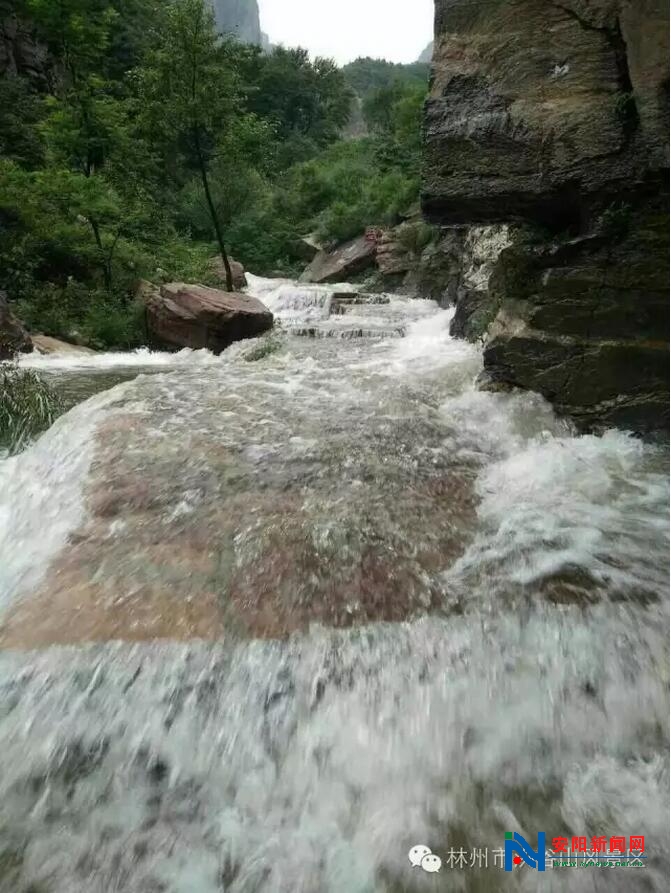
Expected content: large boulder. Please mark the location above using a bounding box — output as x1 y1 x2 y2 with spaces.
145 283 273 354
374 221 470 304
292 233 323 263
0 291 31 360
208 255 247 290
375 228 416 278
300 233 379 284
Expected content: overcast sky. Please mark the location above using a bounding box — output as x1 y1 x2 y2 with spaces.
258 0 434 65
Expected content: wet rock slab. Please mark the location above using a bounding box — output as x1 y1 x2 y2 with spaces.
0 337 479 648
300 235 378 284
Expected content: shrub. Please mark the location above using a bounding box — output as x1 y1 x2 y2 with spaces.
80 300 146 349
0 364 62 454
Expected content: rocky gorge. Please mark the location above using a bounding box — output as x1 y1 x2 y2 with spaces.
0 2 668 891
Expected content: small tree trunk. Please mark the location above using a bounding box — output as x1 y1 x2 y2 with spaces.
89 217 113 293
194 132 233 292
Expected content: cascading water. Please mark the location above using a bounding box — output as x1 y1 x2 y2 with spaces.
0 277 667 893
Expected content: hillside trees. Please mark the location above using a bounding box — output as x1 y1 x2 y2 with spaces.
0 0 429 344
137 0 247 290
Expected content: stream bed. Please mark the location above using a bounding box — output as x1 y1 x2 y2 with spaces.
0 276 667 892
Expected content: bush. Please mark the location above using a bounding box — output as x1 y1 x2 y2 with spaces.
80 300 146 349
0 364 62 454
397 221 436 255
16 281 145 349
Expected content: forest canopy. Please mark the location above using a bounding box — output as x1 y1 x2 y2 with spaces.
0 0 428 347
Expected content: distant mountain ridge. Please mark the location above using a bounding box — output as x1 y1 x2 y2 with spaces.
210 0 262 44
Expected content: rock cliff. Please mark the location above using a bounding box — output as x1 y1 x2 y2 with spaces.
0 5 50 87
210 0 262 44
422 0 669 435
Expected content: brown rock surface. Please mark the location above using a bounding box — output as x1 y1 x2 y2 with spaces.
32 334 95 355
208 255 248 290
145 282 273 354
424 0 669 225
0 357 477 648
300 234 378 284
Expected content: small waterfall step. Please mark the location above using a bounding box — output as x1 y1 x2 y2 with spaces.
288 324 405 339
330 293 391 311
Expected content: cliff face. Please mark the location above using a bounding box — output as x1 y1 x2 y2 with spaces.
0 10 49 87
210 0 262 44
422 0 669 434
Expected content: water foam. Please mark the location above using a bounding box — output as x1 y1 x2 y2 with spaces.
0 384 134 604
17 346 221 372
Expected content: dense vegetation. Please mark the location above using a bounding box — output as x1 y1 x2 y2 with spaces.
0 0 428 348
342 56 429 104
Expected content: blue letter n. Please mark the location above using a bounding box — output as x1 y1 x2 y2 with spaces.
504 831 546 871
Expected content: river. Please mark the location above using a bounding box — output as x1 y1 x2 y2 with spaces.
0 276 667 892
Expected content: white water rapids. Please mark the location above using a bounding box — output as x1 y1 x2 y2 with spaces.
0 277 667 892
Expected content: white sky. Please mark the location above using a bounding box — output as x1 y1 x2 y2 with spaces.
258 0 434 65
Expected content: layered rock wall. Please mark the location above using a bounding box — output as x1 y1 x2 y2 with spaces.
422 0 669 434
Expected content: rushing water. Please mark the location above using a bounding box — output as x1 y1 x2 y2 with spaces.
0 276 667 892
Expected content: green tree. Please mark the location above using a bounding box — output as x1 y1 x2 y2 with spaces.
237 46 353 160
177 115 274 243
25 0 154 294
342 57 429 98
362 82 406 133
0 78 45 169
137 0 242 290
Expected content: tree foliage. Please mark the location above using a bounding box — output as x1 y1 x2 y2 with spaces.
0 0 426 345
342 56 429 98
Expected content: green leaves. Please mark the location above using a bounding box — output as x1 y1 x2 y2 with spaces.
26 0 119 85
0 365 62 455
237 45 353 155
0 78 45 169
136 0 239 161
